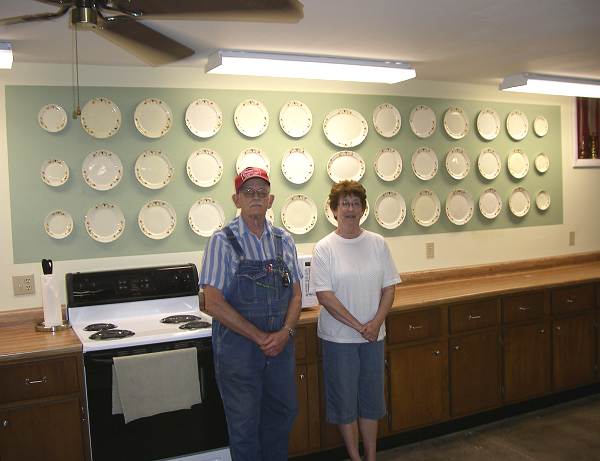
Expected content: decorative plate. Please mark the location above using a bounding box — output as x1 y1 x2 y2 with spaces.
281 194 318 235
138 200 177 240
185 98 223 138
41 159 69 187
373 103 401 138
38 104 67 133
445 189 474 226
507 148 529 179
234 99 269 137
236 208 275 224
479 188 502 219
536 190 551 211
443 106 469 139
476 108 501 141
325 198 369 226
477 148 501 180
506 109 529 141
374 147 402 182
134 98 172 138
85 202 125 243
533 116 549 137
236 147 271 174
188 198 225 237
82 150 123 191
80 97 121 139
279 100 312 138
411 147 438 181
445 147 470 180
187 148 224 187
374 191 406 229
411 189 441 227
323 108 368 148
44 210 73 239
409 105 436 138
534 152 550 173
281 147 314 184
509 187 531 217
327 150 366 183
134 150 174 190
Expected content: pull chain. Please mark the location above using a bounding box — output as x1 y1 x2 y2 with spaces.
72 23 81 119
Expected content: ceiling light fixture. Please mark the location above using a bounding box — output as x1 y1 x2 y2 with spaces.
0 42 13 69
500 73 600 98
206 50 416 84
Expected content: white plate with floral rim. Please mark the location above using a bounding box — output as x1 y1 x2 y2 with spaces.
411 147 438 181
373 103 401 138
234 99 269 138
82 150 123 191
324 198 369 227
535 190 551 211
507 148 529 179
281 147 314 184
279 100 312 138
138 200 177 240
411 189 441 227
445 147 470 180
134 98 172 138
533 115 549 137
409 105 436 138
85 202 125 243
188 198 225 237
476 108 500 141
477 148 501 180
185 98 223 138
280 194 317 235
374 191 406 230
236 147 271 174
38 104 67 133
80 97 121 139
236 208 275 224
327 150 365 183
187 148 224 187
443 106 469 139
445 189 474 226
134 150 174 189
534 152 550 173
44 210 73 239
479 188 502 219
374 147 402 182
41 159 69 187
509 187 531 217
506 109 529 141
323 108 368 148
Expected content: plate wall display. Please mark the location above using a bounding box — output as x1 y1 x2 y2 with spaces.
445 147 470 180
479 188 502 219
535 190 551 211
534 152 550 173
411 147 438 181
443 106 469 140
82 150 123 191
476 108 501 141
279 100 312 138
134 98 173 138
506 109 529 141
445 189 474 225
234 99 269 138
38 104 67 133
374 147 402 182
409 105 436 138
281 147 314 184
134 150 174 189
281 194 318 235
411 189 441 227
236 147 271 174
372 103 401 138
236 208 275 224
325 198 369 227
374 191 406 229
533 115 549 137
85 202 125 243
477 148 501 180
138 200 177 240
188 198 225 237
327 150 366 183
187 148 224 188
507 148 529 179
323 108 368 148
44 210 73 239
41 159 69 187
508 187 531 217
80 97 121 139
185 98 223 138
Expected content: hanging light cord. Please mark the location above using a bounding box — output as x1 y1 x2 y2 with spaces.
72 23 81 119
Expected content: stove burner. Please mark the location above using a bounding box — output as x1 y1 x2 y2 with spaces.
89 329 135 340
160 315 201 324
84 323 117 331
179 320 211 330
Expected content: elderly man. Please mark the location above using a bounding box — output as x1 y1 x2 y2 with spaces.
199 166 302 461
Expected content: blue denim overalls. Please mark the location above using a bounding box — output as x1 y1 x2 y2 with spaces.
212 225 297 461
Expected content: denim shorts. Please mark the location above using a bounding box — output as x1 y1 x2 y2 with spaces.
321 339 386 424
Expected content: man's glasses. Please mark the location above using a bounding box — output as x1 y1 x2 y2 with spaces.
239 187 269 198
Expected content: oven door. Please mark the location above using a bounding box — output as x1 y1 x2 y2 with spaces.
84 338 228 461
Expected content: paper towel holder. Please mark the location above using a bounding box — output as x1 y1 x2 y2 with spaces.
35 304 71 332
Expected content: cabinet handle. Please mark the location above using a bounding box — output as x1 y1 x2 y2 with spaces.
432 350 441 356
566 298 574 304
452 345 461 351
408 324 423 331
539 329 545 334
518 306 530 311
468 314 482 320
25 376 47 386
1 419 7 428
299 373 305 381
555 326 561 331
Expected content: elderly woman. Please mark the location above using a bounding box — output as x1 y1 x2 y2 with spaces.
311 180 400 461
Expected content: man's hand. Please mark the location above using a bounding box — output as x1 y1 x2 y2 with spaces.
260 329 290 357
359 319 381 342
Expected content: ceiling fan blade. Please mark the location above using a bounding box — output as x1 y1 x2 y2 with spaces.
0 5 70 26
92 16 194 66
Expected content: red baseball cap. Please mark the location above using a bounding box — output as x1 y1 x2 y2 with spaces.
235 166 270 192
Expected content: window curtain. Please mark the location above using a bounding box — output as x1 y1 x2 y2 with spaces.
576 97 600 159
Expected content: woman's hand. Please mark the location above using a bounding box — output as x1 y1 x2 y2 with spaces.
360 319 381 342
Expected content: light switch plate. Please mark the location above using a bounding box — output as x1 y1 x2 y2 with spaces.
13 274 35 295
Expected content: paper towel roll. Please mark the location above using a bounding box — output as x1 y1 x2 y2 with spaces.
41 274 62 327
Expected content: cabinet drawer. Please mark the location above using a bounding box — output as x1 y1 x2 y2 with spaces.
0 356 80 404
551 284 595 315
450 299 499 334
387 308 442 344
294 326 308 362
502 292 545 324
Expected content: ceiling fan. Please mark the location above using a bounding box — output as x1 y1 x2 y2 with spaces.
0 0 305 66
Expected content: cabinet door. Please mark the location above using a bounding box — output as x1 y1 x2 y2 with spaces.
503 322 550 403
289 363 320 455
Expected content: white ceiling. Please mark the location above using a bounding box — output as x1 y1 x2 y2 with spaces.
1 0 600 86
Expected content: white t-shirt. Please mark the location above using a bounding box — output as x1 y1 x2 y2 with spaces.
311 230 401 343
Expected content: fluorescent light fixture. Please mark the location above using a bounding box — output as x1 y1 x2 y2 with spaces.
206 50 416 84
500 73 600 98
0 42 13 69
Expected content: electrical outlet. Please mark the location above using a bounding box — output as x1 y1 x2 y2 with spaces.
569 231 575 246
12 274 35 295
426 242 435 259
